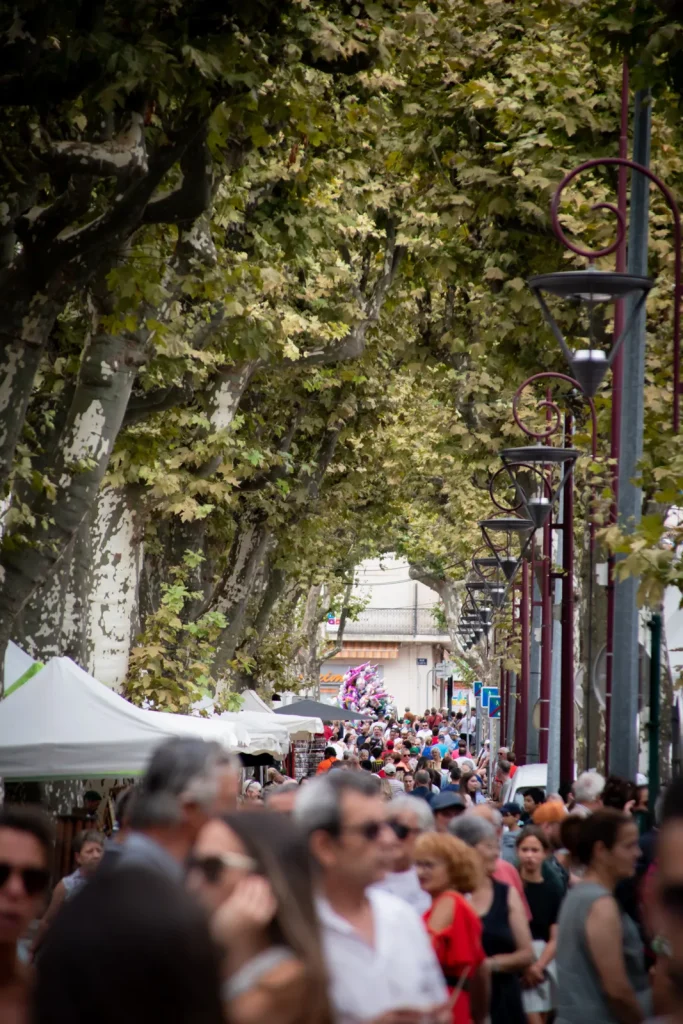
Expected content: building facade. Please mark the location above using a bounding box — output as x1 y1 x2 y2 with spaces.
319 557 452 713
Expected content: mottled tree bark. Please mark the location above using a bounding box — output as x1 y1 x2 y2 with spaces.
0 326 143 690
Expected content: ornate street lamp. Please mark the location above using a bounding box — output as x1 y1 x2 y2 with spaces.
466 578 507 610
500 444 579 529
478 515 535 582
528 270 653 397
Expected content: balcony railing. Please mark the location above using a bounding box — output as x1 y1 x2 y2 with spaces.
343 606 446 637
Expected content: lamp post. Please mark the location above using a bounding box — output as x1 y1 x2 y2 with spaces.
531 143 682 777
499 374 597 778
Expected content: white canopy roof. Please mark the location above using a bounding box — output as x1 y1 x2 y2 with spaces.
5 641 38 691
0 658 251 779
241 689 274 713
218 710 323 755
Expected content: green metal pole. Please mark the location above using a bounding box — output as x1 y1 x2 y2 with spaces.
649 612 661 802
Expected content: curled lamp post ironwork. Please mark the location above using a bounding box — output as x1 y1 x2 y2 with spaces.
543 155 682 433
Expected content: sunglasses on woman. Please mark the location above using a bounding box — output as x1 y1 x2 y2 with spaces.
0 863 51 896
187 851 258 885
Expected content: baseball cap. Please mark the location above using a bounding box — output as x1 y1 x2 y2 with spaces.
501 802 522 817
432 792 466 813
384 763 397 775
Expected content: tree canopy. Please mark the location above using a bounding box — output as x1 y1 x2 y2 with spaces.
3 0 683 704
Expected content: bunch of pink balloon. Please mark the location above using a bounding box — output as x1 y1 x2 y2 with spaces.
338 662 393 718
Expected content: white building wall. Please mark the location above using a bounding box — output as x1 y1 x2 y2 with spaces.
319 642 443 714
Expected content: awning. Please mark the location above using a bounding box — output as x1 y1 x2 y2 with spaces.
332 641 400 660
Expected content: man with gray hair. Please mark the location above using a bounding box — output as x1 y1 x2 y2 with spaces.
119 737 234 879
371 794 434 914
295 772 448 1024
572 770 605 818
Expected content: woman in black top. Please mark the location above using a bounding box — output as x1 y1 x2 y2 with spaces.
451 815 533 1024
516 826 564 1024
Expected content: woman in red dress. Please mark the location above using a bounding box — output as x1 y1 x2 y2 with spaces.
415 832 489 1024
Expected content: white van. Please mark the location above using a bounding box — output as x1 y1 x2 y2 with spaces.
506 763 547 807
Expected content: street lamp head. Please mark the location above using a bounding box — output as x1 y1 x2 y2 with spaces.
478 515 535 584
500 444 579 528
528 269 653 397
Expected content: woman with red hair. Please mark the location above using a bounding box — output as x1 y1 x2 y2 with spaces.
533 799 570 893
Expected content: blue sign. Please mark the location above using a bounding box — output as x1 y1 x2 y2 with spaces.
481 686 499 710
416 658 428 666
489 696 502 719
473 681 482 698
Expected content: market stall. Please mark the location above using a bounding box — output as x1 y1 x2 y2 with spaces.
0 657 250 779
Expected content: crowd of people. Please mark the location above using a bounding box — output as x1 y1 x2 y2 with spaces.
0 705 681 1024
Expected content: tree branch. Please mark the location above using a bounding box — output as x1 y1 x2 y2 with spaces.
45 113 148 180
142 131 212 225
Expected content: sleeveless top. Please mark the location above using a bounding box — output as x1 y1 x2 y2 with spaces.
556 881 651 1024
62 869 86 901
480 880 525 1024
423 891 485 1024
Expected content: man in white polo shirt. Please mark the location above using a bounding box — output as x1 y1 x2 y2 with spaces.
295 772 448 1024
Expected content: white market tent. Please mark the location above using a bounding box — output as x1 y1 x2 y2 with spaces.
241 689 273 713
0 657 253 780
192 693 323 757
218 710 323 756
4 640 40 693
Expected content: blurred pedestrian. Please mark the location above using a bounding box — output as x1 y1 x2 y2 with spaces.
372 795 433 914
34 867 224 1024
432 792 467 833
316 748 338 775
119 737 229 880
450 815 533 1024
0 807 52 1022
189 811 331 1024
32 829 104 956
295 772 448 1023
460 772 486 807
415 831 489 1024
555 809 650 1024
263 782 299 815
500 803 523 865
412 769 436 804
532 799 569 893
242 780 263 803
516 826 563 1024
571 772 605 818
521 788 545 825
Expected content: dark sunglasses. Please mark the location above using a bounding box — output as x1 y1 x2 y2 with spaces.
341 821 389 842
389 821 421 841
0 863 51 896
186 851 257 885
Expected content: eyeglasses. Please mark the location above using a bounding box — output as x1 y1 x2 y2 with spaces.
0 863 51 896
187 851 258 884
340 821 392 842
388 821 421 841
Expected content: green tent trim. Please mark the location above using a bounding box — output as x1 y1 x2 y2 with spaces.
4 662 44 699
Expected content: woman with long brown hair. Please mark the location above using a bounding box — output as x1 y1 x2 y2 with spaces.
188 811 331 1024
